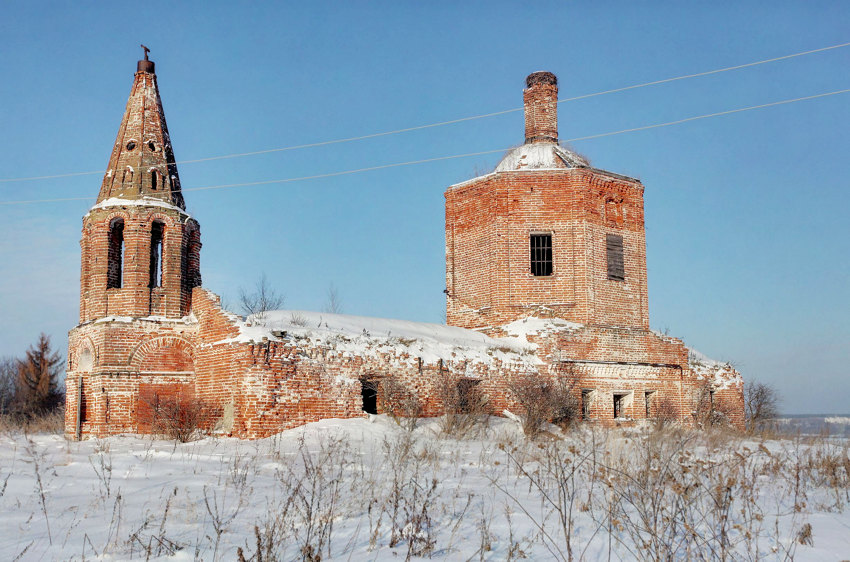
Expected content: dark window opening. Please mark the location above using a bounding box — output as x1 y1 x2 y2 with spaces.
147 140 157 152
107 218 124 289
613 392 629 419
181 227 202 296
78 380 87 429
122 167 134 185
581 389 594 420
709 389 716 410
149 221 164 288
361 378 379 414
126 140 136 151
606 234 625 281
151 170 158 190
644 391 655 418
530 233 553 276
457 378 481 413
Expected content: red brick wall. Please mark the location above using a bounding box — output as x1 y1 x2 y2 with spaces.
446 169 649 330
79 205 199 321
524 71 559 143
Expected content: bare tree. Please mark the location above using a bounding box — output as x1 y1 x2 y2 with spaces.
239 272 285 323
12 334 64 415
323 283 343 314
745 380 780 433
0 356 16 414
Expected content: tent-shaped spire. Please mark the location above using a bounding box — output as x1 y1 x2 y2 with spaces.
96 48 185 209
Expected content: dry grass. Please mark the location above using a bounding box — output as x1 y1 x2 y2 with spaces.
0 408 65 434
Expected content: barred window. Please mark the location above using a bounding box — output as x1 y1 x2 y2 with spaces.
530 233 553 276
606 234 624 281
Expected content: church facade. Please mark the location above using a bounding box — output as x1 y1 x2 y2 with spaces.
64 57 743 440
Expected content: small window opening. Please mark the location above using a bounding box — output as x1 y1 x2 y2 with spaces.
150 170 158 190
644 391 656 418
79 381 87 424
361 378 379 414
121 167 134 185
613 392 629 419
581 389 594 420
149 221 164 288
147 140 157 152
606 234 625 281
709 389 716 410
107 218 124 289
530 233 553 276
126 141 136 151
457 378 483 413
605 198 624 226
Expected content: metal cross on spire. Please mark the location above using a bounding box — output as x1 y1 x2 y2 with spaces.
141 44 150 61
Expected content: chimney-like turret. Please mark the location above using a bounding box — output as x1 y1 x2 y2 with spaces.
523 71 558 144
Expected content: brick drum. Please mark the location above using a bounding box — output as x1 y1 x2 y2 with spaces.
65 58 744 440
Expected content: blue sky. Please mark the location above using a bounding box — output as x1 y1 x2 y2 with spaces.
0 2 847 414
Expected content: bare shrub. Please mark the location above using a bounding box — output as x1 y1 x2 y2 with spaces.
434 372 488 437
380 433 439 558
745 380 780 433
492 435 600 560
651 394 680 430
693 383 735 428
289 312 308 327
323 283 343 314
239 272 285 323
508 372 579 438
380 376 421 430
145 392 218 442
0 357 16 415
279 436 351 561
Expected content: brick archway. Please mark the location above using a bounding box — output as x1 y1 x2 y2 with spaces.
129 335 196 373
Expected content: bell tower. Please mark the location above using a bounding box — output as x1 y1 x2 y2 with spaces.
78 49 201 322
67 50 203 439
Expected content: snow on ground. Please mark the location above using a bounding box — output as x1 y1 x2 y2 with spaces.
2 419 849 561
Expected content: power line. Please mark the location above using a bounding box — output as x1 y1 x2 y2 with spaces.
2 87 847 207
1 41 848 184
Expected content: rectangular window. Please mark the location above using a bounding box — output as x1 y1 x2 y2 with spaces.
606 234 624 281
644 390 655 418
530 233 553 276
581 389 594 420
613 392 629 419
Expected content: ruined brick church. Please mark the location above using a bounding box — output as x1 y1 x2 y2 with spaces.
64 55 744 439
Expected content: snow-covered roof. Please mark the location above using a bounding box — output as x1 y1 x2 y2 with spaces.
86 196 190 218
688 347 742 390
494 142 589 172
228 310 541 367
